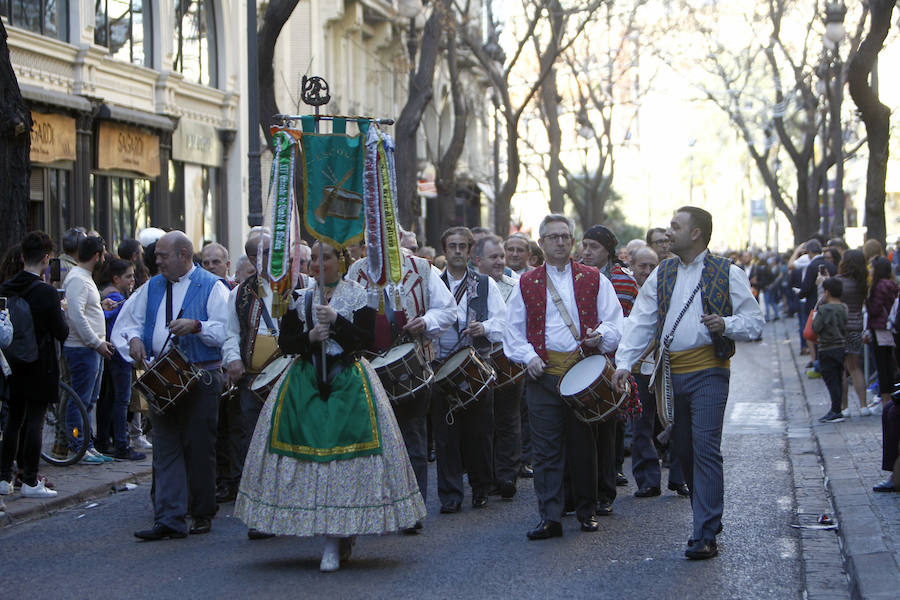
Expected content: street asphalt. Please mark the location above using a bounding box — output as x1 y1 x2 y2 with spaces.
0 329 831 599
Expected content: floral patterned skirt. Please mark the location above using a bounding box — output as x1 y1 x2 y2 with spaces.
234 359 426 537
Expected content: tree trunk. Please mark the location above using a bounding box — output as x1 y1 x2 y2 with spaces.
848 0 894 247
394 1 450 230
0 20 30 257
494 109 520 236
435 24 469 233
258 0 301 150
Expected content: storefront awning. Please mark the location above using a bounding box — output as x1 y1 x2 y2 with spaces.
20 84 92 113
97 104 175 132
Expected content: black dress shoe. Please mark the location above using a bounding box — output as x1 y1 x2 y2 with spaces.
519 464 534 479
596 501 613 516
189 517 212 535
499 480 516 499
685 539 718 560
580 516 599 532
634 486 661 498
668 481 691 497
873 478 897 492
688 524 724 545
134 524 187 541
247 528 275 540
526 520 563 540
440 501 461 514
216 485 237 503
472 494 488 509
616 473 628 486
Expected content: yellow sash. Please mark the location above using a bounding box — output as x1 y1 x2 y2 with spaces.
669 345 729 375
545 349 581 376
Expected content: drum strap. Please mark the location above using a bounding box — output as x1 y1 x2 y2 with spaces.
260 299 276 334
545 274 580 343
165 280 173 326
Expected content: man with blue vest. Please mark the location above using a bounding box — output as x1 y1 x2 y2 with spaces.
434 227 507 514
112 231 230 540
613 207 764 560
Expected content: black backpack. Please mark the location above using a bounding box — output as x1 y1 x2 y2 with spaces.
3 280 42 365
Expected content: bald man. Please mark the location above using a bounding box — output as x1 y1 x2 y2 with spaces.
201 242 233 286
112 231 231 540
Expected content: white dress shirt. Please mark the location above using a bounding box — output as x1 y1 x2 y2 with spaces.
411 265 457 341
503 262 623 366
222 279 278 366
615 250 765 372
111 265 230 363
437 271 507 359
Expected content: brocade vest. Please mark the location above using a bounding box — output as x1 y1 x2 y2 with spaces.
654 253 735 359
520 261 601 361
441 268 490 350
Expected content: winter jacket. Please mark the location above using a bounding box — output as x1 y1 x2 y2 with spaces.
865 278 899 331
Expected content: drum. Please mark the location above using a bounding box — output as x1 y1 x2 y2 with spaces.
250 355 295 401
134 346 201 415
486 343 525 389
433 347 496 412
557 354 629 424
369 342 434 405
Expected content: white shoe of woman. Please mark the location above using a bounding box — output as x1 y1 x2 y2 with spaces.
320 538 341 573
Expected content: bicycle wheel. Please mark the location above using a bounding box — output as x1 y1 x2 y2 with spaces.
40 381 89 466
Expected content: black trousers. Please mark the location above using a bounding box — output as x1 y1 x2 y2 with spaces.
215 382 243 490
595 418 618 503
0 364 54 487
493 378 524 484
431 389 494 505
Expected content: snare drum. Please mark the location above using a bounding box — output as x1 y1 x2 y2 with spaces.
433 347 496 412
134 346 201 415
250 355 295 402
369 342 433 405
557 354 629 424
486 343 525 389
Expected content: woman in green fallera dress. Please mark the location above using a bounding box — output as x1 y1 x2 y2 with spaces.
234 242 426 572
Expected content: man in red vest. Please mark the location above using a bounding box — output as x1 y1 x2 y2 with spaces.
503 214 624 540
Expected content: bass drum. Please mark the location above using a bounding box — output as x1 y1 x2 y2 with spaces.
250 355 295 402
369 342 433 405
557 354 629 424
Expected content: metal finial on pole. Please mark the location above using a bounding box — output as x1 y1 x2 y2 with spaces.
302 76 331 382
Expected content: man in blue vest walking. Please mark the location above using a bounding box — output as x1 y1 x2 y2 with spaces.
613 207 764 559
112 231 230 540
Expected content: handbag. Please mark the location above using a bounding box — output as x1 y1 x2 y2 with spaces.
803 309 818 343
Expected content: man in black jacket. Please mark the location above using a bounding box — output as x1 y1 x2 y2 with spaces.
0 232 69 497
799 239 836 312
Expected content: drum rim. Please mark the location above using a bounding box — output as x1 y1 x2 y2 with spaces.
434 347 473 380
558 354 610 396
370 342 417 368
251 355 294 390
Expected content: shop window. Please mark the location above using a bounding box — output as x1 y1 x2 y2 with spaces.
2 0 68 41
95 0 152 67
110 177 151 247
173 0 217 87
28 167 71 244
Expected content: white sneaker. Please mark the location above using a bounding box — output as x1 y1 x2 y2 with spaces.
841 408 851 418
21 479 58 498
0 479 12 495
132 435 153 450
320 538 341 572
860 406 872 417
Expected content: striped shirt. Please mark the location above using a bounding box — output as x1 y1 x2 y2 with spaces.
602 263 638 317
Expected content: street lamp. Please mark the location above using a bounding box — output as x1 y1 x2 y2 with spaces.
823 0 846 237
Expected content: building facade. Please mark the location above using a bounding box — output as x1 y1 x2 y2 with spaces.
8 0 492 257
7 0 245 254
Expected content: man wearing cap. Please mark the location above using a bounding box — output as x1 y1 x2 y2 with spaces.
580 225 638 515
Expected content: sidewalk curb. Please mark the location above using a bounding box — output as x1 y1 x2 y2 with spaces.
0 468 152 527
772 319 850 599
775 319 900 600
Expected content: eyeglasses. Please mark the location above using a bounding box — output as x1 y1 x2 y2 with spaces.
542 233 572 243
650 238 670 246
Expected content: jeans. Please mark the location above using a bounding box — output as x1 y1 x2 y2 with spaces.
763 288 780 321
106 357 133 451
818 348 845 414
63 346 104 451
